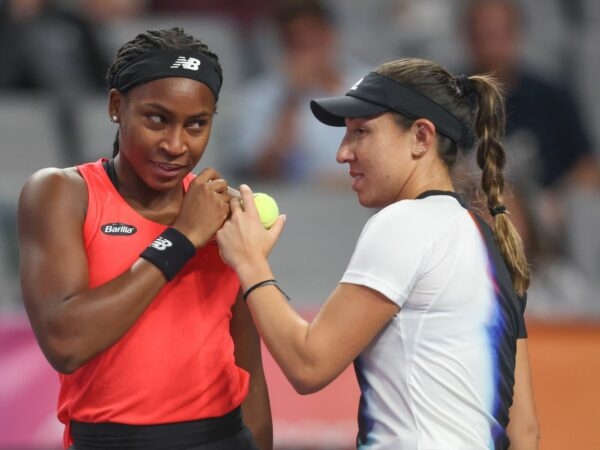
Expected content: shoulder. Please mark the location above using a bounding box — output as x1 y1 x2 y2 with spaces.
21 166 84 194
366 197 464 235
19 166 87 215
354 201 430 257
355 197 471 263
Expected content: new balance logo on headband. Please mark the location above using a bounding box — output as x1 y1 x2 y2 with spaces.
170 56 201 71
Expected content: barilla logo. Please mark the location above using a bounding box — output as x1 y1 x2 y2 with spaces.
101 223 137 236
170 56 201 71
149 236 172 251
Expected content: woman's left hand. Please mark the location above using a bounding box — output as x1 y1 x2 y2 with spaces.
217 185 285 275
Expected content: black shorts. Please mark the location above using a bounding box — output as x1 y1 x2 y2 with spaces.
68 407 259 450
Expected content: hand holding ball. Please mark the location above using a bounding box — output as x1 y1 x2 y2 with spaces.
227 187 280 229
219 185 283 270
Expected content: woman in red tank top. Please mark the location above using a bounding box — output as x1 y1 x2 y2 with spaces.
18 27 272 450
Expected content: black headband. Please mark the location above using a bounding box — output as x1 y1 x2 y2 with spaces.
113 48 222 100
311 72 473 148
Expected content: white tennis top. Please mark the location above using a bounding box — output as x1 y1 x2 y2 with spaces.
341 193 525 449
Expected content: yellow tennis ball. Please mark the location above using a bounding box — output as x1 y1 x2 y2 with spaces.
253 193 279 229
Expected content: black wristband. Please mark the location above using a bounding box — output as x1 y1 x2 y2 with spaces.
140 227 196 281
243 279 291 302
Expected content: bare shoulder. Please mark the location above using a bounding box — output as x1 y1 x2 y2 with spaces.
18 166 87 221
20 166 86 200
21 166 84 189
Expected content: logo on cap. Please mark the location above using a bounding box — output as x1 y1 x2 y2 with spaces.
350 77 364 91
170 56 201 71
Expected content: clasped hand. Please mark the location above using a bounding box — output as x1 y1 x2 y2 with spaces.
217 184 285 273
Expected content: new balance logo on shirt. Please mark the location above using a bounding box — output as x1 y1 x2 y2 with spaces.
150 236 173 251
170 56 201 71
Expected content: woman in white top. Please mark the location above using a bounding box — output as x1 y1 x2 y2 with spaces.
217 57 540 449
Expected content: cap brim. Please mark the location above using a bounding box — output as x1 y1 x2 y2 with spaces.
310 96 390 126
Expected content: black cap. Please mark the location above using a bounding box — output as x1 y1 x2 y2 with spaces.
310 72 472 147
310 95 389 127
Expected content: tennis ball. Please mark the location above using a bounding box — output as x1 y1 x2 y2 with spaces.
253 193 279 229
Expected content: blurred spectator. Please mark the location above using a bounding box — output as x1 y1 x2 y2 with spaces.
225 0 367 185
148 0 269 29
0 0 148 311
388 0 463 69
463 0 600 318
77 0 148 22
0 0 115 164
0 0 109 94
464 0 599 191
145 0 270 80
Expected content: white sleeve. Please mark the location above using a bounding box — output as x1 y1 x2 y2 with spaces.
341 205 430 308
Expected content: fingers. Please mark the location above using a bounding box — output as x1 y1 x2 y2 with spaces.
239 185 259 219
229 196 243 214
269 214 286 238
208 178 228 194
226 186 241 199
196 167 221 183
239 183 253 201
195 168 230 195
228 184 260 225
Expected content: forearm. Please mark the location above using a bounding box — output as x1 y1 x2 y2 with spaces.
238 263 327 393
219 186 360 393
249 292 319 392
507 339 540 449
230 288 273 449
507 424 540 450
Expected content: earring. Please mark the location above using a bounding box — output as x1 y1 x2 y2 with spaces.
415 145 426 155
111 115 118 123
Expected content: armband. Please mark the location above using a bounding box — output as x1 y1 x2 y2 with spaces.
140 227 196 281
243 279 291 302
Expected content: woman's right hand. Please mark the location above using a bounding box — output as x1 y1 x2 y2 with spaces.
173 168 233 248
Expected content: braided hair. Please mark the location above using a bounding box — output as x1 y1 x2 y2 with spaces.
376 58 530 295
106 27 223 156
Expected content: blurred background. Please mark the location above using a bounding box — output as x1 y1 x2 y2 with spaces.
1 0 599 448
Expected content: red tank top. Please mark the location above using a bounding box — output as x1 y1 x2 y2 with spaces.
58 159 249 447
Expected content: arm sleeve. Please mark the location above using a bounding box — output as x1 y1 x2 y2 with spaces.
340 207 429 308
